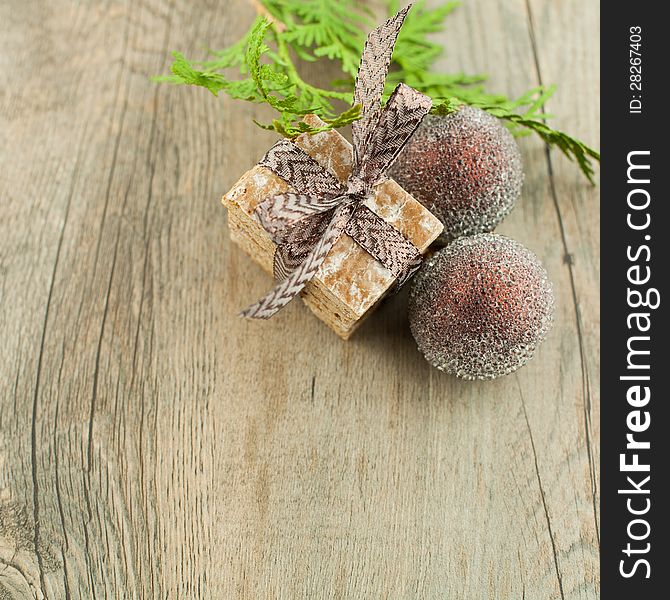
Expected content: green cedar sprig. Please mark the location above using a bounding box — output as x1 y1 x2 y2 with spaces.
154 0 599 182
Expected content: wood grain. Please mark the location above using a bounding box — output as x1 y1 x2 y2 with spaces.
0 0 599 598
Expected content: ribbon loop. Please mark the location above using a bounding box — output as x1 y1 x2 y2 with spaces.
357 83 433 184
259 139 343 196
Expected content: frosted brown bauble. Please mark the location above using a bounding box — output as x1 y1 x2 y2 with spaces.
389 107 523 241
408 234 554 380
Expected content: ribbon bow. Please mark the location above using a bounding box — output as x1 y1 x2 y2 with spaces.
242 5 432 319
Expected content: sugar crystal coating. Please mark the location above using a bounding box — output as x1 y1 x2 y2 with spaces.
408 234 554 380
389 107 523 241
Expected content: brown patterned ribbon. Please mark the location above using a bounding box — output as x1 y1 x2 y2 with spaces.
241 5 432 319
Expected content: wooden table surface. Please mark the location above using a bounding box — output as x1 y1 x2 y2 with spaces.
0 0 599 598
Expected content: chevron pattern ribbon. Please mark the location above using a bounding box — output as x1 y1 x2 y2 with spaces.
241 5 432 319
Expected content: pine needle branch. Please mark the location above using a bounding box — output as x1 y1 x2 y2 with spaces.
154 0 599 181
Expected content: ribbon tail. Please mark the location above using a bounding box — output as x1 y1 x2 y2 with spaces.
351 5 411 170
272 219 331 280
240 203 355 319
273 244 304 281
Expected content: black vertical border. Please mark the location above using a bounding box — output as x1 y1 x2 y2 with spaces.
601 2 668 595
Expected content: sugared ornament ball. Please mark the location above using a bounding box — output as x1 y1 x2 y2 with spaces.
408 234 554 380
389 106 523 241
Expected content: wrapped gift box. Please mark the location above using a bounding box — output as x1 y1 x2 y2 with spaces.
223 115 443 339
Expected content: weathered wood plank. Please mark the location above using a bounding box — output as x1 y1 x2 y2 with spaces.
0 0 599 598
